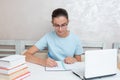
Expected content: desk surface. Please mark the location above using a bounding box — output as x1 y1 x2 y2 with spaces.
24 62 80 80
24 62 120 80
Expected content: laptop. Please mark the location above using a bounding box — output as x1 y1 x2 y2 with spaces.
72 49 117 80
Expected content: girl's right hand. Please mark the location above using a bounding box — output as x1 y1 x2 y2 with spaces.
45 58 57 67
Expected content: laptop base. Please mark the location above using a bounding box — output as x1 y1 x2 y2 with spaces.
84 73 116 80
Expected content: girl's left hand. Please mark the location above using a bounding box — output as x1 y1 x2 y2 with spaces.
64 57 77 64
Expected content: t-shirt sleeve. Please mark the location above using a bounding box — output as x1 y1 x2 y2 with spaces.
74 39 83 55
34 34 48 51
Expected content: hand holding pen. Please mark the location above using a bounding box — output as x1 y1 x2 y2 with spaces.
45 58 58 67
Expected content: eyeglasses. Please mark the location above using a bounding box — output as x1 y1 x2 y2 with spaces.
53 23 68 29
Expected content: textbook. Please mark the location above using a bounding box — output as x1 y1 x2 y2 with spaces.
45 61 80 71
0 55 30 80
0 55 26 69
15 72 30 80
0 64 27 74
0 67 30 80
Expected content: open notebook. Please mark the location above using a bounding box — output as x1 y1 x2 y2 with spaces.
45 61 81 71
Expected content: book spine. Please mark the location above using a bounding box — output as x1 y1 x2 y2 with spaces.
0 67 29 80
14 72 30 80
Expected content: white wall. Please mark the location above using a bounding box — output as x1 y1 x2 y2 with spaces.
0 0 120 48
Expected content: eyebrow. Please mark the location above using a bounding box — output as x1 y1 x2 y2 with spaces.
53 22 68 25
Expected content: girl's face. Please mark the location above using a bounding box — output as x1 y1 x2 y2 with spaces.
52 16 69 37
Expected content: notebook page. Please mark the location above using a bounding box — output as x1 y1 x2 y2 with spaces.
45 61 65 71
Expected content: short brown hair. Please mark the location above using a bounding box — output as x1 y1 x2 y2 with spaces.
52 8 68 20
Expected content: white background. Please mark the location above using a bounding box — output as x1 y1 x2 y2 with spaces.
0 0 120 48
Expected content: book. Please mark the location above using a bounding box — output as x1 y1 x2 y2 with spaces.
0 72 30 80
45 61 81 71
0 63 27 74
15 72 30 80
0 55 26 69
0 67 30 80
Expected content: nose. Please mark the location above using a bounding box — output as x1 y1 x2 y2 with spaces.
59 26 62 31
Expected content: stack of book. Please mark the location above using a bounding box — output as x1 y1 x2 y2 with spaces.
0 55 30 80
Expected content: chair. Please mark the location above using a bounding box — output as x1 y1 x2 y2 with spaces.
81 41 105 61
0 40 20 57
20 40 36 53
82 41 105 51
20 40 105 60
20 40 48 59
113 43 120 69
112 42 120 49
113 43 120 53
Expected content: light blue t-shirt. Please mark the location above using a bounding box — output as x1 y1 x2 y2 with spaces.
35 31 83 61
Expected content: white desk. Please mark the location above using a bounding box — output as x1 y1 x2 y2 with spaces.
24 62 120 80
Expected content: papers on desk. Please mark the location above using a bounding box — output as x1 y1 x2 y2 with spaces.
45 61 80 71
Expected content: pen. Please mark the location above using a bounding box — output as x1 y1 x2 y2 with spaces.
48 52 58 67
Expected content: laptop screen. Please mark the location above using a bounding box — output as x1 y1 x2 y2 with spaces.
85 49 117 79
